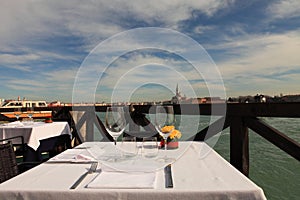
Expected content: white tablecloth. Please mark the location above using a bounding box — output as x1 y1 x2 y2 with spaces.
0 142 266 200
0 122 71 150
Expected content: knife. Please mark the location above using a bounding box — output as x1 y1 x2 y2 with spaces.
164 164 173 188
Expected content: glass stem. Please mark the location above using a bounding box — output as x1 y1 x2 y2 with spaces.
164 138 167 150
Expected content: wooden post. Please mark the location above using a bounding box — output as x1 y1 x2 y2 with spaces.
85 108 94 142
230 117 249 176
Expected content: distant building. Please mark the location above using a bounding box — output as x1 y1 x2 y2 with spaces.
280 95 300 102
191 97 225 104
171 84 188 104
169 84 225 104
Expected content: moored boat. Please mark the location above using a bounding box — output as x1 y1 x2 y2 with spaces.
0 99 51 119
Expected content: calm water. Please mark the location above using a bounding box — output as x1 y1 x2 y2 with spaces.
213 117 300 200
96 113 300 199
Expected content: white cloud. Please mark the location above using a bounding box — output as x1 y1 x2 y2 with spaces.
0 0 234 49
217 30 300 72
212 29 300 95
42 68 78 84
267 0 300 19
0 53 40 65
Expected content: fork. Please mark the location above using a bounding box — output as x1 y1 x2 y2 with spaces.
70 162 98 189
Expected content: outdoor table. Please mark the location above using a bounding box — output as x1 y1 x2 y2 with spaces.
0 121 71 161
0 141 266 200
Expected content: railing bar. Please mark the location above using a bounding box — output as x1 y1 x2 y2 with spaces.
74 112 88 131
189 116 230 141
245 117 300 161
94 114 114 142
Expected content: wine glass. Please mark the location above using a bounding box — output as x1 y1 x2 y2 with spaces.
14 108 21 121
27 107 34 124
154 105 175 163
105 107 126 146
27 107 33 119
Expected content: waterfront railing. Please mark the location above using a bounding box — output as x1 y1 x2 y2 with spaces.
0 103 299 176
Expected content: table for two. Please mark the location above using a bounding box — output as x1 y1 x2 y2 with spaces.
0 121 72 161
0 141 266 200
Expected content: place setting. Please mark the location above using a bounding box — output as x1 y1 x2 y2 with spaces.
50 105 182 190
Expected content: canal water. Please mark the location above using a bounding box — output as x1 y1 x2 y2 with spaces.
214 117 300 200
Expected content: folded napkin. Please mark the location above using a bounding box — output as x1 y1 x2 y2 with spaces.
87 171 157 189
48 149 96 163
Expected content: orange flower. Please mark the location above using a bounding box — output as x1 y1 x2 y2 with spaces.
161 126 182 140
169 129 182 140
161 125 175 133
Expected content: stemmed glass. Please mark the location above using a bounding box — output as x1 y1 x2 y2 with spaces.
105 107 126 146
14 108 21 121
27 107 34 119
154 105 175 162
26 107 34 124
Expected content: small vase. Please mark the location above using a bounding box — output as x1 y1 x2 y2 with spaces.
44 117 53 123
160 138 179 150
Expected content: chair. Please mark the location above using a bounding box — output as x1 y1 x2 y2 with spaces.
0 142 19 183
0 136 27 161
37 134 72 161
0 137 41 183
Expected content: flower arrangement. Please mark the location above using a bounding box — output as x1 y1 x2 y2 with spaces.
44 117 53 123
160 126 181 139
160 125 182 149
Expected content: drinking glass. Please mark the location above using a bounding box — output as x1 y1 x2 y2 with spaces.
27 107 34 119
142 137 158 158
105 107 126 146
121 136 137 158
14 108 21 121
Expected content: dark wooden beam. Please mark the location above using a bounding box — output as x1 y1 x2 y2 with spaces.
230 117 249 177
189 116 230 141
95 115 114 142
245 117 300 161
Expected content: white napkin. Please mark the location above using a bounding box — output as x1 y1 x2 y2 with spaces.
87 171 157 189
48 149 96 163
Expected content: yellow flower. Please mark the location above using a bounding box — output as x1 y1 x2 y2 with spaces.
169 129 182 140
161 126 182 140
161 125 175 133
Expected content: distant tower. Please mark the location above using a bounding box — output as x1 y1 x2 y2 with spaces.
171 84 182 104
176 83 180 96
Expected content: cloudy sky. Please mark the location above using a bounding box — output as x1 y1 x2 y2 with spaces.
0 0 300 103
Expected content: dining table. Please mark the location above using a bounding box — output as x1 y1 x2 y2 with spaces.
0 141 266 200
0 121 72 161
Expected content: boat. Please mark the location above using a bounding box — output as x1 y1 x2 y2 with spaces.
0 99 52 119
1 100 47 108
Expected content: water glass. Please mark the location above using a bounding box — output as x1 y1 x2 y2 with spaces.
120 136 137 158
142 137 159 158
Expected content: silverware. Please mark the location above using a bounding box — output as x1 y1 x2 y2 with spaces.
70 162 98 189
164 164 173 188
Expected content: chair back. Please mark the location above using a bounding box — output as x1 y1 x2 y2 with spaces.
0 142 19 183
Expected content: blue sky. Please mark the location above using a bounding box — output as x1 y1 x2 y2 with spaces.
0 0 300 103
